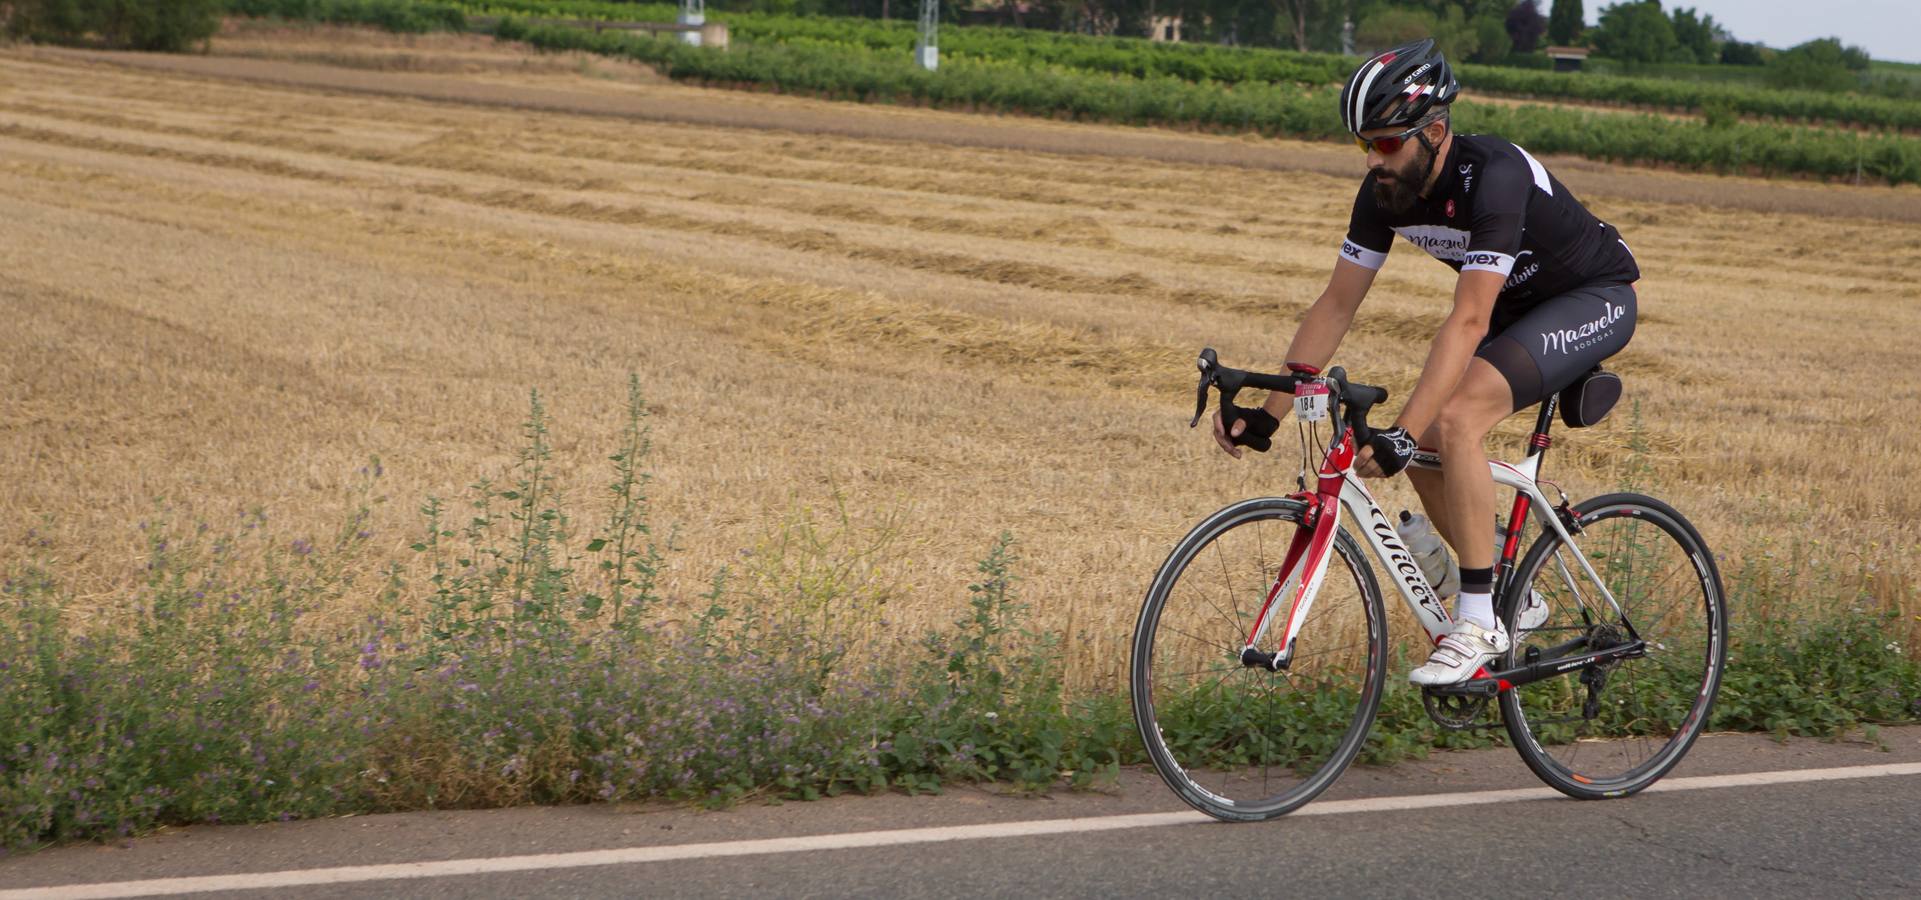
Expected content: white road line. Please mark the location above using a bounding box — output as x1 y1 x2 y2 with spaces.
9 762 1921 899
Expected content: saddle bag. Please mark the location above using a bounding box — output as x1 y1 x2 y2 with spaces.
1559 367 1622 429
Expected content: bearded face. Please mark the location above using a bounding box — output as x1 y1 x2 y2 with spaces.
1370 137 1435 216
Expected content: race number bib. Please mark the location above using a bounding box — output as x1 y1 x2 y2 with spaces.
1293 381 1330 422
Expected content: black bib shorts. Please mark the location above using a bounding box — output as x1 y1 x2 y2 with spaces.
1475 281 1636 411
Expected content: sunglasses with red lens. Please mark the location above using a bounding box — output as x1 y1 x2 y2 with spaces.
1356 133 1407 154
1354 123 1427 155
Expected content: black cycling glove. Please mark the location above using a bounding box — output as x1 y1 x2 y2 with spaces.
1366 425 1417 477
1222 403 1280 453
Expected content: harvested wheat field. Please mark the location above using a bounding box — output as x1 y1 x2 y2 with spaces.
4 26 1920 689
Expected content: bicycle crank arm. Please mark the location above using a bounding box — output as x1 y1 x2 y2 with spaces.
1424 639 1648 697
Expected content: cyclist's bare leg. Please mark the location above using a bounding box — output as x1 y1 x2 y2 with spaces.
1405 466 1455 544
1405 359 1515 572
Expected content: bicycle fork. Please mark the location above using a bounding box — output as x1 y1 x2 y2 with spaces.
1240 489 1341 671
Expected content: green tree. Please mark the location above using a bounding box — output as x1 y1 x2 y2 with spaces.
3 0 89 42
1431 4 1482 61
3 0 218 51
1351 3 1484 61
1838 41 1871 71
1668 6 1717 63
101 0 221 49
1546 0 1582 45
1720 39 1765 66
1274 0 1333 52
1190 0 1281 48
1471 10 1511 62
1768 37 1870 92
1591 0 1675 65
1408 0 1510 18
1505 0 1547 54
1354 5 1438 54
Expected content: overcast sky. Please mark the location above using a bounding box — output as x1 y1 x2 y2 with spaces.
1581 1 1921 64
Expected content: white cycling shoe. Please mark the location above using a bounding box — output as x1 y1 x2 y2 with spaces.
1409 620 1511 686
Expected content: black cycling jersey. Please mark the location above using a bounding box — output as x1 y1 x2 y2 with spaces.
1339 134 1639 323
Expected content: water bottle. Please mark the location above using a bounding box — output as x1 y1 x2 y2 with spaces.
1397 511 1460 598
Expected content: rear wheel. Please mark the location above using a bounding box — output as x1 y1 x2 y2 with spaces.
1131 497 1387 821
1499 493 1726 799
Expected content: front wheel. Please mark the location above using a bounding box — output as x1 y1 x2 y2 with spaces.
1499 492 1727 799
1131 497 1387 821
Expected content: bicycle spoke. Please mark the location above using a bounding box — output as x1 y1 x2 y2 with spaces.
1156 620 1244 657
1621 561 1694 629
1135 502 1384 820
1282 641 1370 665
1181 569 1249 628
1158 663 1249 685
1501 499 1724 800
1257 520 1270 594
1176 581 1253 644
1216 540 1245 630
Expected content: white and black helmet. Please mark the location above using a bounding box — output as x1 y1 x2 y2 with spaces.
1339 38 1459 137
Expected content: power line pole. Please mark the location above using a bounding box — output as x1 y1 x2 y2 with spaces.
915 0 939 70
678 0 705 47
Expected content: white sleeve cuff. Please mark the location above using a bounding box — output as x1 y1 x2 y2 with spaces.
1338 239 1387 270
1461 250 1516 277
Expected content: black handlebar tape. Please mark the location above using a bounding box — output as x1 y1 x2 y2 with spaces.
1240 372 1299 393
1192 350 1396 452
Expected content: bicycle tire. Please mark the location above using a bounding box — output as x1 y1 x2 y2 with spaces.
1131 497 1387 821
1499 492 1727 800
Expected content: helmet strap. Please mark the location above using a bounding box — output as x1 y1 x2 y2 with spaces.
1414 115 1448 196
1414 131 1440 196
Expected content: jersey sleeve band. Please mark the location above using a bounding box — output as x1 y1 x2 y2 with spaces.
1339 239 1388 270
1461 250 1516 277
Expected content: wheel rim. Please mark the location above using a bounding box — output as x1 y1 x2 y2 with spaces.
1506 502 1723 790
1135 505 1382 816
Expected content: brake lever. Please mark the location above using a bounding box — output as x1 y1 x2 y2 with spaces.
1190 348 1219 428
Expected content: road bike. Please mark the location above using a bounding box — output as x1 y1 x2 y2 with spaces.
1130 349 1727 821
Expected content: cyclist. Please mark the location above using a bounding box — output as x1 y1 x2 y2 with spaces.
1210 38 1639 686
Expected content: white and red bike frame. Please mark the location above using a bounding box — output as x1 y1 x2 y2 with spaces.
1241 381 1629 678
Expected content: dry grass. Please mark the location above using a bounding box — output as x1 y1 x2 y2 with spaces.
2 33 1918 688
210 18 668 86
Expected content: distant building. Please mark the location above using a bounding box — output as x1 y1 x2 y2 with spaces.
1544 46 1590 72
1149 15 1182 43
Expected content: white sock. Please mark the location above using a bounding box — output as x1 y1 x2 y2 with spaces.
1454 592 1496 630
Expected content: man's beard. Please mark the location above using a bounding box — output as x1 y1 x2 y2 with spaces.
1370 140 1434 215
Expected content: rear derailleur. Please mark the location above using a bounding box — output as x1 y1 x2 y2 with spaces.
1578 624 1629 719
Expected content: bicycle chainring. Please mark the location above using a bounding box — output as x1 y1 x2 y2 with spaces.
1422 689 1492 731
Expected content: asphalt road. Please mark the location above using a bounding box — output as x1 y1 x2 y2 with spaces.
6 727 1920 899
